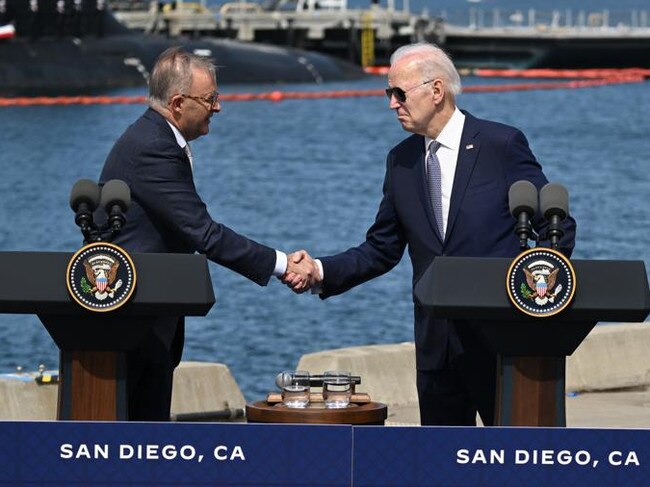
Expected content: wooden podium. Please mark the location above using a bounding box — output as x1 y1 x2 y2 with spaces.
415 256 650 426
0 251 215 421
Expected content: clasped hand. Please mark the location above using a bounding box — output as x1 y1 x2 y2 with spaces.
280 250 321 293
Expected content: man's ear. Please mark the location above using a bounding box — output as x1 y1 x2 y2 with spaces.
169 94 184 114
432 78 445 104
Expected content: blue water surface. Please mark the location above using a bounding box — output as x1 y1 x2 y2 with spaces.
0 74 648 400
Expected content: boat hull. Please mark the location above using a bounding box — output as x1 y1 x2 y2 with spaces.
0 34 366 96
442 32 650 70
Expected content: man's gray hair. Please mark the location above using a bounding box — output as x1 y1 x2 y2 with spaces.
390 43 462 97
148 47 217 109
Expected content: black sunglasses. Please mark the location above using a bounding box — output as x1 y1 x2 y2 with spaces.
385 79 434 103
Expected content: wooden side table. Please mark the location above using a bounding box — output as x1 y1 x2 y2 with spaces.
246 400 387 425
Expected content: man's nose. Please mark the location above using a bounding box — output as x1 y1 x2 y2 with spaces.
211 101 221 113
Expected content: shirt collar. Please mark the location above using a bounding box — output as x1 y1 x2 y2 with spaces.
424 107 465 153
166 120 189 151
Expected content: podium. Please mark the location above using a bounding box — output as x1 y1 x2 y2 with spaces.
0 251 215 421
414 257 650 426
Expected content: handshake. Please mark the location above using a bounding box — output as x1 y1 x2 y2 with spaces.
280 250 322 294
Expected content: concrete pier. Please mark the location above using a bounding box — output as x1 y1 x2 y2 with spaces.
0 323 648 426
0 361 246 422
298 322 650 427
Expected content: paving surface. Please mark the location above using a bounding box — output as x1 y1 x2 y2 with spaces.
387 386 650 428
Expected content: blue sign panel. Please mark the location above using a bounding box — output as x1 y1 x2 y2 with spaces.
2 422 649 486
0 422 352 486
353 426 650 487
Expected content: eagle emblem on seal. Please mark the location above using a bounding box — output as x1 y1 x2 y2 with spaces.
522 261 563 305
82 254 123 300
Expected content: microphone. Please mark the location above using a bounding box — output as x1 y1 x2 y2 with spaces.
275 372 361 389
508 180 538 250
100 179 131 241
69 179 101 243
540 183 569 250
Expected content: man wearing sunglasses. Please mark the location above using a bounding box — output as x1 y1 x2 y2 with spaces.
288 42 576 426
99 47 317 421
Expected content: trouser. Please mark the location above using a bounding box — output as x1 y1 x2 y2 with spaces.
417 349 496 426
127 319 184 421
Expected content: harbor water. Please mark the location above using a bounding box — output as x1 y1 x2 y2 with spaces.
0 74 648 401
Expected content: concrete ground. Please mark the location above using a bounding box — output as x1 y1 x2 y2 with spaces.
298 323 650 429
1 324 648 428
388 386 650 428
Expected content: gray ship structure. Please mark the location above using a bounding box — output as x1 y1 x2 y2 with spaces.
0 0 365 96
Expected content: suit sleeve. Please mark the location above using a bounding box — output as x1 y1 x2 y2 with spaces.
504 129 577 257
319 154 407 298
132 136 276 285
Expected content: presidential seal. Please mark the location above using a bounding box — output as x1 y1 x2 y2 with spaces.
506 248 576 318
66 242 136 312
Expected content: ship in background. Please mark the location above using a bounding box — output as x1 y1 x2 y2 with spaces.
2 0 650 96
0 0 365 96
112 0 650 70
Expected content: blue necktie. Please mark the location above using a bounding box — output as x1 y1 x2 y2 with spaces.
427 141 444 239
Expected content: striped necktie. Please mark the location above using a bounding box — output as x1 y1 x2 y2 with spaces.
427 140 444 239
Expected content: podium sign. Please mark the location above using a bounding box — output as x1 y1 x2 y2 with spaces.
0 251 215 421
415 257 650 426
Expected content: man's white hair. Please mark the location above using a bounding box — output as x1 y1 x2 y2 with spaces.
390 42 462 97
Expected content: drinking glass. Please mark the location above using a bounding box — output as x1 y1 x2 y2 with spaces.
280 370 310 408
322 371 352 409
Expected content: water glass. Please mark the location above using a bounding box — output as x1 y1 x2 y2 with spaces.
281 370 310 408
322 371 352 409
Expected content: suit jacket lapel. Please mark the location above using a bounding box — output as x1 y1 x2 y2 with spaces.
446 113 481 240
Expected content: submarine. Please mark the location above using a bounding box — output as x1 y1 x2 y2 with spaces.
0 0 366 97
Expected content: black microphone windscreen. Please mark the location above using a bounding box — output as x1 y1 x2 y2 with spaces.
100 179 131 212
540 183 569 220
508 180 538 217
69 179 100 212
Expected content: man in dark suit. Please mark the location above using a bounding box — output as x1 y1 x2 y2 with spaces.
100 47 315 421
288 43 576 426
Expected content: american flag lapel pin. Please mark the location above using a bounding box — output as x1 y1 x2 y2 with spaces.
466 144 474 150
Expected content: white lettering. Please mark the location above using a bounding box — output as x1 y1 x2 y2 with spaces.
60 444 73 459
231 446 246 461
456 449 469 464
515 450 529 464
557 450 572 465
60 444 109 460
119 444 196 460
213 445 245 461
120 444 134 459
609 451 640 466
456 449 503 464
180 446 196 460
515 449 591 465
575 451 591 465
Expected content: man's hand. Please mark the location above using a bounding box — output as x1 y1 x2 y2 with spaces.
280 250 321 293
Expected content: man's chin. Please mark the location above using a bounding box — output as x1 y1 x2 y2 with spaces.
398 120 412 132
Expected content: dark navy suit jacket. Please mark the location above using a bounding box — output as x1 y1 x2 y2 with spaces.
99 108 276 355
319 111 576 370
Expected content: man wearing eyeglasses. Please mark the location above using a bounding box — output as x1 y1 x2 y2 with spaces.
287 42 576 426
99 47 318 421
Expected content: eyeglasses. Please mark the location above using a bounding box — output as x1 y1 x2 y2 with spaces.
385 79 434 103
181 92 220 108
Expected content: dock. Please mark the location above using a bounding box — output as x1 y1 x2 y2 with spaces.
110 1 650 69
1 322 648 427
